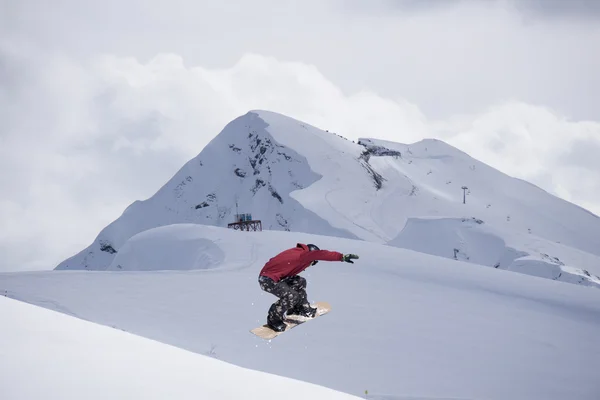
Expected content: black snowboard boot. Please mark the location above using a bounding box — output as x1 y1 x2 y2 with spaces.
287 304 317 319
267 320 287 332
266 315 287 332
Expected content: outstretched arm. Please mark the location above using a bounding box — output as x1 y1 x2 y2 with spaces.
300 250 360 264
300 249 343 264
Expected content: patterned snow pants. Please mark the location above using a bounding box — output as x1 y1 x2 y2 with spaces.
258 275 309 325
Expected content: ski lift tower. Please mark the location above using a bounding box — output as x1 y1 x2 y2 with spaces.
461 186 468 204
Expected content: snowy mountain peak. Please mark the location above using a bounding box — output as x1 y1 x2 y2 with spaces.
55 110 600 288
55 110 362 270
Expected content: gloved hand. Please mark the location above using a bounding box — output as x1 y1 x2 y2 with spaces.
342 254 359 263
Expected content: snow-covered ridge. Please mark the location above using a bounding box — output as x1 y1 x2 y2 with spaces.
54 110 600 288
389 216 600 287
0 294 360 400
106 223 257 271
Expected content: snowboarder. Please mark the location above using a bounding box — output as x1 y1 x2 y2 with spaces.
258 243 359 332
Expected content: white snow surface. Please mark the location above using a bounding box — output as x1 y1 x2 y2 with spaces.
0 295 360 400
3 225 600 400
389 216 600 287
53 110 600 287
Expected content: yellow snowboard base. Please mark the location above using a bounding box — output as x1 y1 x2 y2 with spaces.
250 301 331 340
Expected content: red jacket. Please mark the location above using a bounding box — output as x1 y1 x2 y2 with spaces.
259 243 343 282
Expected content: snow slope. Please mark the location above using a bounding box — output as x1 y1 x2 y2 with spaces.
0 295 360 400
389 216 600 287
53 110 600 288
5 225 600 400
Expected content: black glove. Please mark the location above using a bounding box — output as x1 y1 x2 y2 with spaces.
342 254 359 263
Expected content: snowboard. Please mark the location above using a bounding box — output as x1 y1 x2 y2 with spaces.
250 301 331 340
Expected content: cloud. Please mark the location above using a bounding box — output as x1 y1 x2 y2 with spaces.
345 0 600 20
434 102 600 210
5 0 600 121
1 43 599 272
513 0 600 20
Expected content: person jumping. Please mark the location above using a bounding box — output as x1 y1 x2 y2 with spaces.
258 243 359 332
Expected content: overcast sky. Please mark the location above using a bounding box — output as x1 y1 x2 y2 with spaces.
1 0 599 272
